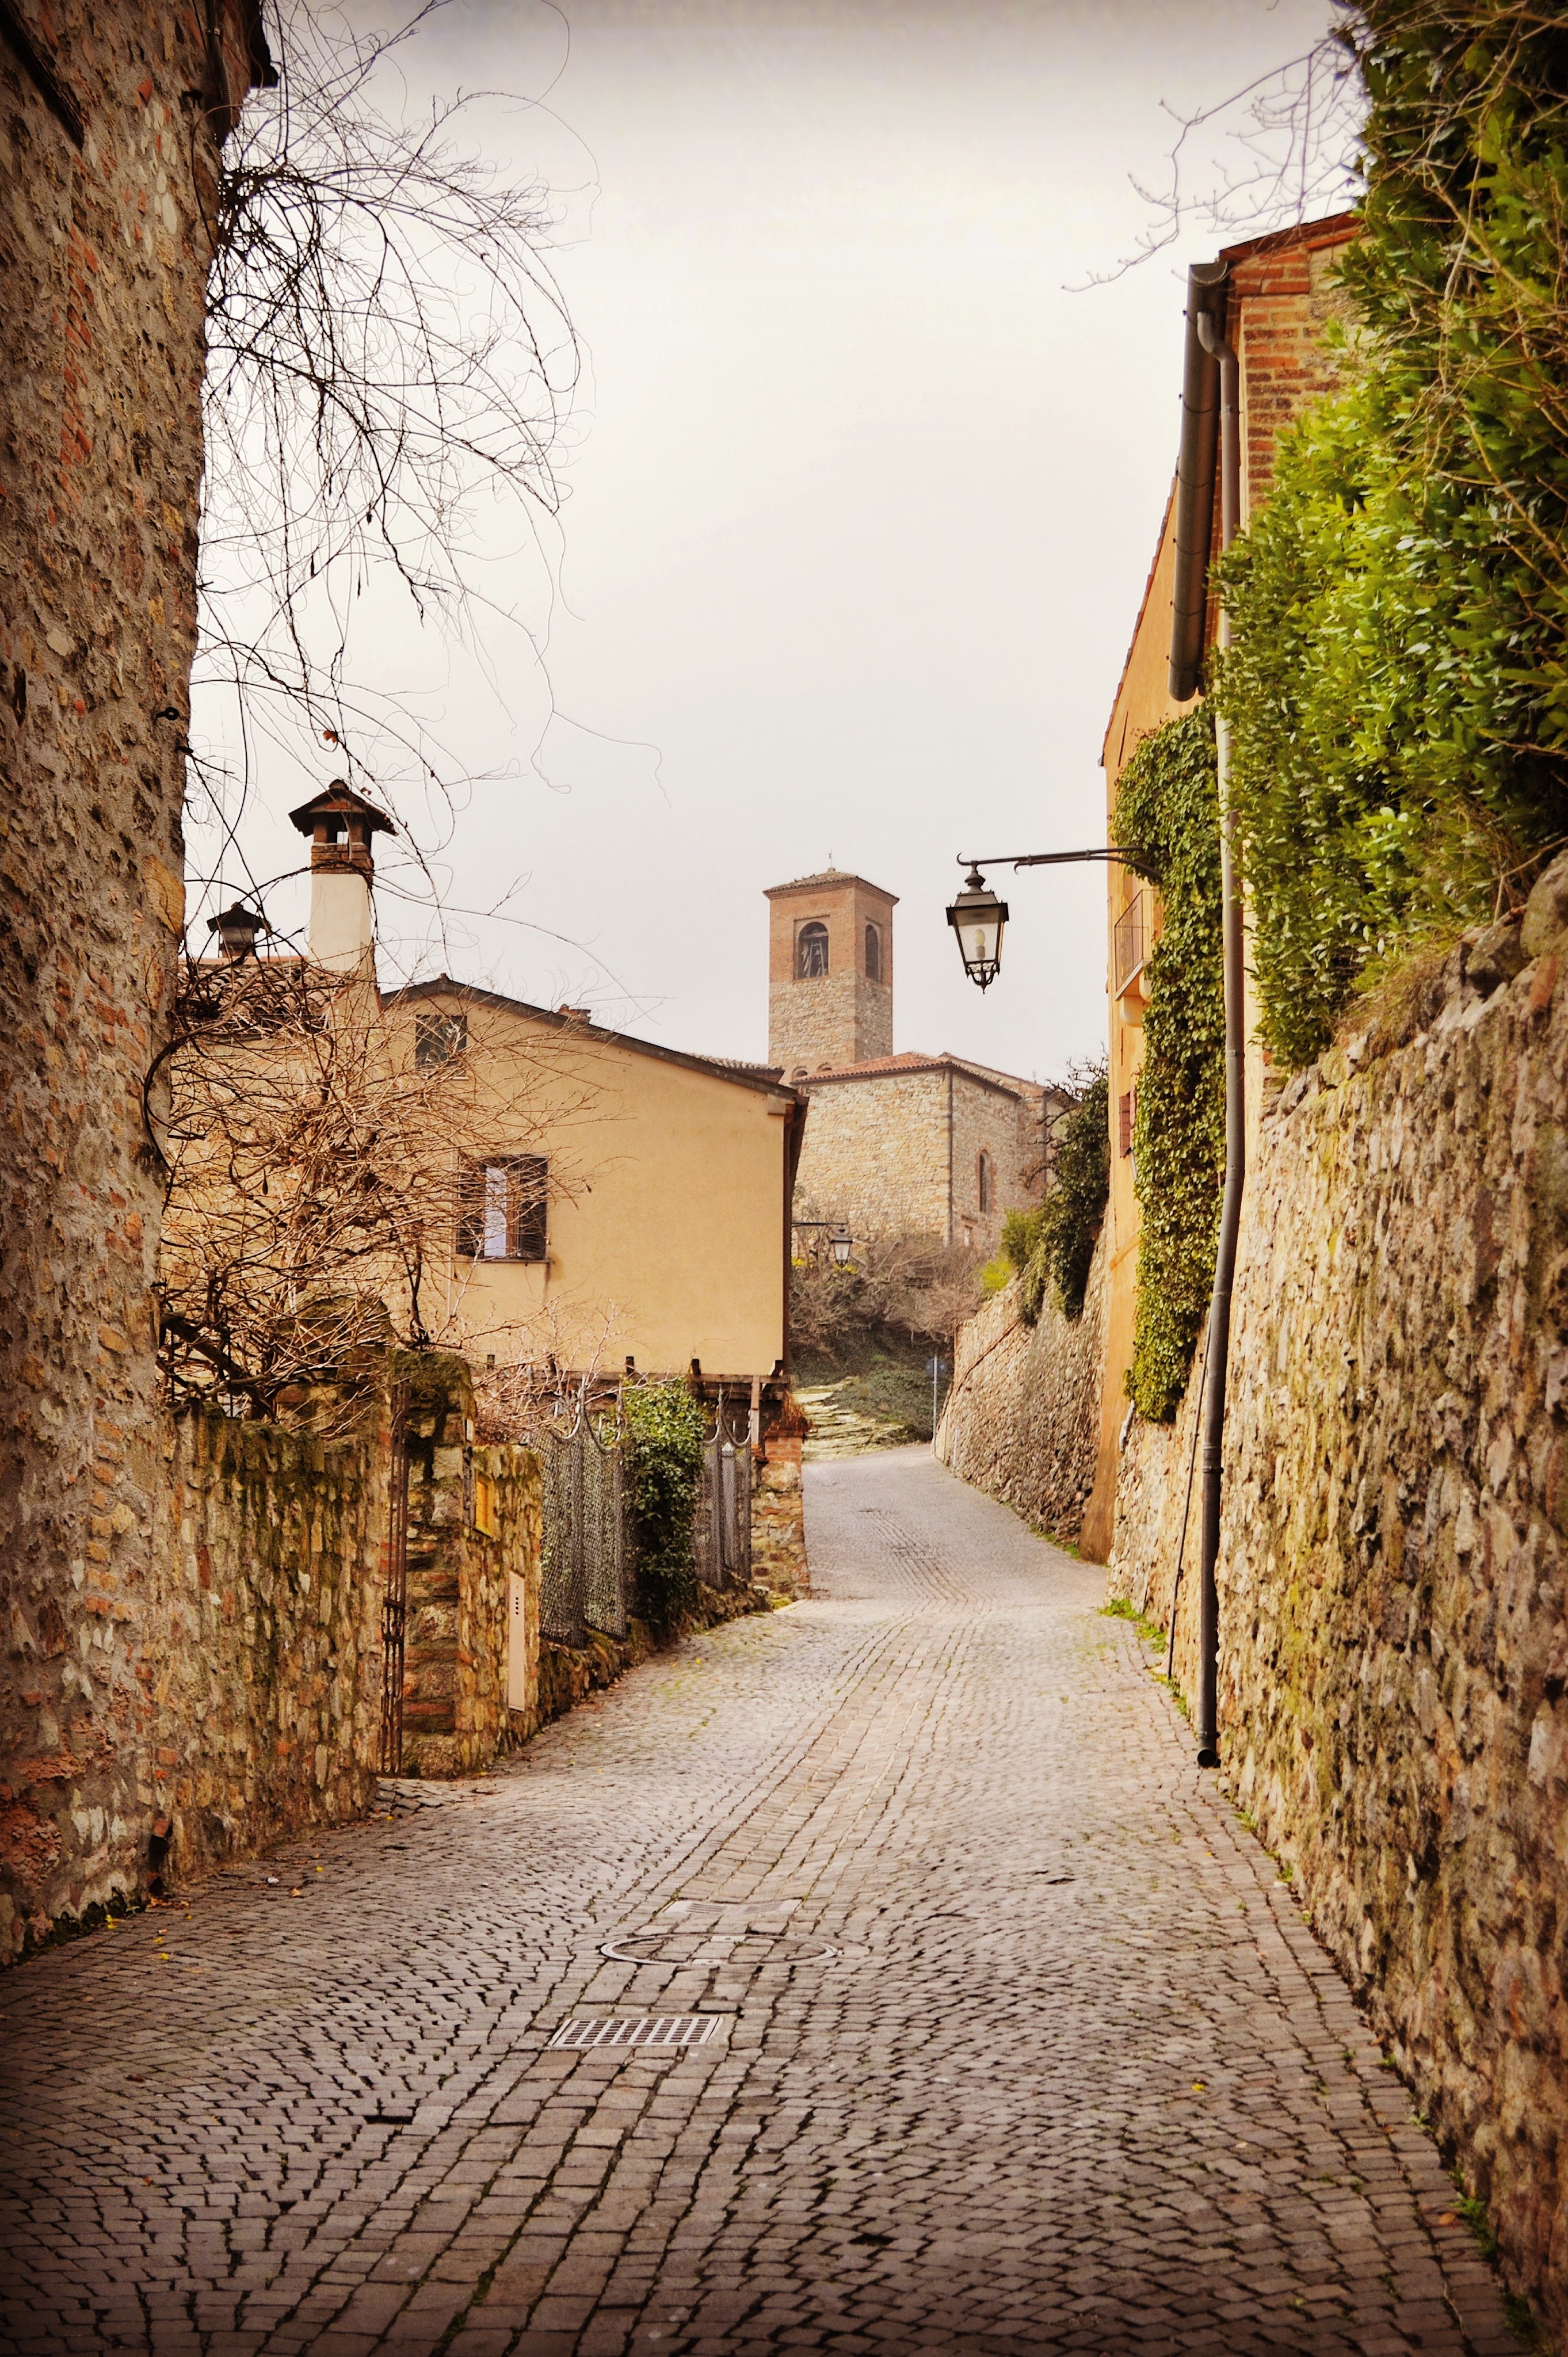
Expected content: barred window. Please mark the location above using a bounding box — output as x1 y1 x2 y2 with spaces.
415 1008 467 1067
459 1154 548 1261
796 921 829 978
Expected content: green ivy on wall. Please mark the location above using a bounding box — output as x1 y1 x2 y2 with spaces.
1003 1067 1109 1326
1113 709 1224 1422
624 1381 706 1633
1214 3 1568 1068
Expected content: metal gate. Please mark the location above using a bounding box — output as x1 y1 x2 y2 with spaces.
379 1382 410 1774
532 1410 628 1646
695 1404 752 1591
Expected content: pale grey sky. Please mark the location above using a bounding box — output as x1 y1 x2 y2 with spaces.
192 0 1344 1084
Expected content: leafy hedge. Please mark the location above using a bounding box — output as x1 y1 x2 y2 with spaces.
1113 710 1225 1421
1216 2 1568 1067
624 1382 705 1634
1008 1068 1110 1326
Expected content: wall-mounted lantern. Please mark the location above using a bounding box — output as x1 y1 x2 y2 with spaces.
947 845 1160 991
830 1225 853 1268
945 867 1009 990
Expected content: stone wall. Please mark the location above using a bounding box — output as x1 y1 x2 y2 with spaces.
3 1349 541 1952
769 971 892 1078
1114 862 1568 2337
794 1063 1041 1255
753 1391 808 1596
149 1393 392 1890
936 1230 1108 1554
0 5 270 1961
400 1356 542 1776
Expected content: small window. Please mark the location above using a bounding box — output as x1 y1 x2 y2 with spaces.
864 922 882 982
796 921 829 979
1118 1090 1136 1158
472 1471 498 1538
977 1150 992 1214
415 1008 467 1067
459 1154 548 1261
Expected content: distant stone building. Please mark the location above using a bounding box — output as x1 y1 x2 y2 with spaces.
765 869 1065 1256
766 869 895 1073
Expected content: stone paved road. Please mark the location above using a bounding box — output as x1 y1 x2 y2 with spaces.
0 1450 1521 2357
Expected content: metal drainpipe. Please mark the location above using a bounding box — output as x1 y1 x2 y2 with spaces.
1192 303 1242 1770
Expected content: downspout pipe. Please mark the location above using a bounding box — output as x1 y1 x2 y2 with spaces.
1192 299 1243 1770
1169 261 1230 704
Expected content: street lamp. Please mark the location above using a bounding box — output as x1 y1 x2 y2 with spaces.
947 846 1159 990
829 1225 853 1268
207 902 270 960
945 868 1009 990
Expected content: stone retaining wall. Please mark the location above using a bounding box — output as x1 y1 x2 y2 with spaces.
935 1231 1107 1553
400 1359 541 1776
1115 863 1568 2338
150 1393 393 1887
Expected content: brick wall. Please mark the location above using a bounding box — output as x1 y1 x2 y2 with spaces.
768 970 892 1077
1231 223 1354 520
766 871 895 1072
150 1393 394 1887
0 5 270 1962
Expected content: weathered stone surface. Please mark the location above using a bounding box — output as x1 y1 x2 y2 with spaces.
400 1354 541 1775
151 1396 392 1880
752 1389 808 1596
936 1229 1107 1552
1116 920 1568 2340
0 3 269 1962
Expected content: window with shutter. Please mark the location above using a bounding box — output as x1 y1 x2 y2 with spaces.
458 1155 549 1261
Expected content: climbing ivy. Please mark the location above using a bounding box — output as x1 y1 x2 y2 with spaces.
624 1382 705 1634
1113 710 1224 1422
1009 1069 1110 1326
1213 2 1568 1067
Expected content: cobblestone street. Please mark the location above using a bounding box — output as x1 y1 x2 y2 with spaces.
0 1450 1520 2357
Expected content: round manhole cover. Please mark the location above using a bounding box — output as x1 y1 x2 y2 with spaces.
600 1931 838 1966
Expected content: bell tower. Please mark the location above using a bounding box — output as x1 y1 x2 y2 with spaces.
764 869 896 1076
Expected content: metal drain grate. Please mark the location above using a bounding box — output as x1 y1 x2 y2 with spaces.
548 2015 722 2053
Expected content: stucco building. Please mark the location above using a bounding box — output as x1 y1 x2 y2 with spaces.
1086 210 1358 1556
765 868 1060 1256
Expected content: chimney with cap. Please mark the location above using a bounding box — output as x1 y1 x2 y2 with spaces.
287 779 395 972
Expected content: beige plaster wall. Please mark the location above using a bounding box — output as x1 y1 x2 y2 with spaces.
390 994 795 1379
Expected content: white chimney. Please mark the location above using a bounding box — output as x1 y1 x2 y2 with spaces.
287 779 394 973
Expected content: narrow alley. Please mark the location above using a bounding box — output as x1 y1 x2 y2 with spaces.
0 1454 1517 2357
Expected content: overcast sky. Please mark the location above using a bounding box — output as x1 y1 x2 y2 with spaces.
193 0 1345 1084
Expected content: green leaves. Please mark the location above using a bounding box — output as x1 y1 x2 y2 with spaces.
1018 1072 1110 1327
1214 3 1568 1067
1113 711 1225 1422
624 1383 707 1634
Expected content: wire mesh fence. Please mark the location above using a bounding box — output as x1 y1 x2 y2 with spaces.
530 1410 628 1645
526 1386 753 1647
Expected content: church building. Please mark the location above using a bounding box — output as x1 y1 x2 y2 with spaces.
764 870 1059 1257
